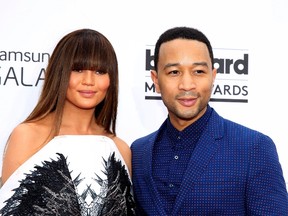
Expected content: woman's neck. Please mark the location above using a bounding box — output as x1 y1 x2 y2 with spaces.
59 105 104 135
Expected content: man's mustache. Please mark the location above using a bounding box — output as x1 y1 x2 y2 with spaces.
176 91 198 98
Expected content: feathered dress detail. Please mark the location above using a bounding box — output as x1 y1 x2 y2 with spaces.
0 135 136 216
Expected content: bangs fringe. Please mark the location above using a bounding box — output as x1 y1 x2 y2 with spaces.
70 39 113 73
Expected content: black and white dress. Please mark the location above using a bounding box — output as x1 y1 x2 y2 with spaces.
0 135 136 215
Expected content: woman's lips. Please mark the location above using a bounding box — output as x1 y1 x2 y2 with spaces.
78 90 96 98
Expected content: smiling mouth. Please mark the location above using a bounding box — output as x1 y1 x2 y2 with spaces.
178 98 197 107
79 90 96 97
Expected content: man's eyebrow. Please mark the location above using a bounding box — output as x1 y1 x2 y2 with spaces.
163 63 180 70
193 61 209 67
163 61 208 70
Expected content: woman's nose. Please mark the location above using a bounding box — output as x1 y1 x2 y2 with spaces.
81 70 95 86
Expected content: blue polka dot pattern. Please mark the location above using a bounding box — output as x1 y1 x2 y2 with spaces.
131 106 288 215
152 106 212 213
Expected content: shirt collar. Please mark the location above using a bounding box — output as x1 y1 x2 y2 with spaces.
166 105 212 148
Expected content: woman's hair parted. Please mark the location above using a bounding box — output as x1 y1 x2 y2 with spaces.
24 28 119 137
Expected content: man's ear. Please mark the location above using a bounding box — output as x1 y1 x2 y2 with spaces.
151 70 161 93
212 68 217 82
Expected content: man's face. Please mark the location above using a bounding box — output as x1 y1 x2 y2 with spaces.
151 39 216 130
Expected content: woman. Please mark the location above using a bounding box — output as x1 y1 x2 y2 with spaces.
0 29 136 215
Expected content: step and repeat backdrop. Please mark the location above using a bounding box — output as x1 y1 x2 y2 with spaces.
0 0 287 184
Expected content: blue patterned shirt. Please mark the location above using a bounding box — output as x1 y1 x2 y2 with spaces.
152 105 212 213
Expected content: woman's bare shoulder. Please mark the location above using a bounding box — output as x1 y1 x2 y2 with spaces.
8 122 47 147
1 122 50 184
4 122 51 163
112 136 130 150
110 135 132 174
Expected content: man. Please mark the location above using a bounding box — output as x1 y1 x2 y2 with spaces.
131 26 288 215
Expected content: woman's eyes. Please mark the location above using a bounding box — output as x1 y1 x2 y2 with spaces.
95 70 108 75
73 69 82 73
73 70 107 74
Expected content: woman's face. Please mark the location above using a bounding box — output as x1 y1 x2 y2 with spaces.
65 69 110 110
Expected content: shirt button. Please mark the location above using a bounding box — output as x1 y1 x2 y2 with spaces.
174 155 179 160
177 136 181 140
169 183 174 188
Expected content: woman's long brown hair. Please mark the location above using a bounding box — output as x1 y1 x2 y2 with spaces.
24 29 119 139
